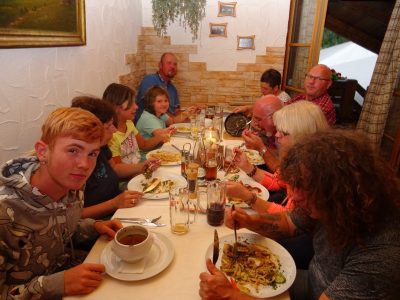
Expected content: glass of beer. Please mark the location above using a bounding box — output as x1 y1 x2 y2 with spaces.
169 187 192 234
205 150 218 181
186 161 199 199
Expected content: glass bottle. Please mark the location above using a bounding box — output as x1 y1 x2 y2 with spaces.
193 132 206 185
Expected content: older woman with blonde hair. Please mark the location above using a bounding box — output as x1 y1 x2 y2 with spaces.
227 100 329 214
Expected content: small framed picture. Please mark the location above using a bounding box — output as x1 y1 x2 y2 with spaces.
209 23 228 37
218 2 237 17
237 35 255 50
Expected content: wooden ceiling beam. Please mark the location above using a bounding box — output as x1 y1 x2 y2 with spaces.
325 14 381 53
329 1 393 21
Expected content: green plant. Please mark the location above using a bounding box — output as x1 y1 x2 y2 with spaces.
151 0 206 41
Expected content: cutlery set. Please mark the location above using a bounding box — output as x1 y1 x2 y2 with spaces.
116 216 166 227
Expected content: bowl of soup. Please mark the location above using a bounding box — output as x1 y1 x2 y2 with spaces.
112 225 154 263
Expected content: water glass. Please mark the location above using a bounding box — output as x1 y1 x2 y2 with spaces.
180 149 190 178
169 187 192 235
217 144 225 170
190 116 200 140
206 181 226 226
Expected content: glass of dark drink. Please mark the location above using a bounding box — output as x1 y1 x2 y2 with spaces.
206 181 226 226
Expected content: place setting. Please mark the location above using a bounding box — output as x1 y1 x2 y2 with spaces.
205 230 296 298
100 225 175 281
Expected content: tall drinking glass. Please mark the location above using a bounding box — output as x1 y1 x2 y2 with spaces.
206 181 226 226
205 149 218 181
169 187 192 234
190 116 199 140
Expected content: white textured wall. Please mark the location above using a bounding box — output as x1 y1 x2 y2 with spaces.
142 0 290 70
0 0 290 162
0 0 142 163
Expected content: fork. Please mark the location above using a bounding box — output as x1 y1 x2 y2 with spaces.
232 204 238 260
224 143 245 177
116 216 162 223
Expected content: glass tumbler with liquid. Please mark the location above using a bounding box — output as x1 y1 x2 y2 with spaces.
169 187 192 234
180 150 190 178
205 149 218 181
206 181 226 226
186 161 199 199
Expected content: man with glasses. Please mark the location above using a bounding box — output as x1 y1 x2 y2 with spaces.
242 95 283 173
287 64 336 125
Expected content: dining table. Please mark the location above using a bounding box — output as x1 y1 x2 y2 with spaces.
65 127 291 300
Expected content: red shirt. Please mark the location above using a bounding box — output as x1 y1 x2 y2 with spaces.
287 92 336 125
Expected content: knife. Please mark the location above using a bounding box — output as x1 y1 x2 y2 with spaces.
212 229 219 265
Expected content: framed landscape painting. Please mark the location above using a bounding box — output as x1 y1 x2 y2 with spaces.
237 35 255 50
209 23 227 37
0 0 86 48
218 2 237 17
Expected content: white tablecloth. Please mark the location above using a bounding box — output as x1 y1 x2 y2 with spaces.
64 135 290 300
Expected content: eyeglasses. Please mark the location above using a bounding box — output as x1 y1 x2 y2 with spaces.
277 130 290 137
252 112 274 123
305 74 330 82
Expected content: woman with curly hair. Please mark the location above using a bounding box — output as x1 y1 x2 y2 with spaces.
199 129 400 300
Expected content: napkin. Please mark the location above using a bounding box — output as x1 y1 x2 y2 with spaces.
118 257 147 274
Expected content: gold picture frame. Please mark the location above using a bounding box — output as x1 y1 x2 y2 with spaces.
218 2 237 17
0 0 86 48
209 23 228 37
237 35 255 50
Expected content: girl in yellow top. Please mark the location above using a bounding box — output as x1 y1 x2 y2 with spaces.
103 83 167 179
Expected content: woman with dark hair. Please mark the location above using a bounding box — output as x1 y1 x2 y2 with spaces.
199 129 400 300
260 68 291 102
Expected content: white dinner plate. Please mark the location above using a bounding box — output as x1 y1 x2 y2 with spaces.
205 233 296 298
101 232 174 281
226 177 269 208
244 149 264 165
146 149 181 166
172 123 191 135
127 170 187 200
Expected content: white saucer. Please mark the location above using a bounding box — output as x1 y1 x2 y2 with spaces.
101 233 174 281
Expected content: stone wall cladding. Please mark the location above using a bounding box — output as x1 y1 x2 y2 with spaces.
120 27 285 107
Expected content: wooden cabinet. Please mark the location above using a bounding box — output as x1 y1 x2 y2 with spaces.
328 79 360 124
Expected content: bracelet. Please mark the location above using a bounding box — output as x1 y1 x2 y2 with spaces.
245 192 257 206
246 165 257 177
259 147 268 157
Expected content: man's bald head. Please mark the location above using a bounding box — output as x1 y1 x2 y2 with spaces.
304 64 332 99
251 95 283 135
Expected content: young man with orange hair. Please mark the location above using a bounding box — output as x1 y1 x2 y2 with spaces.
0 107 122 299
